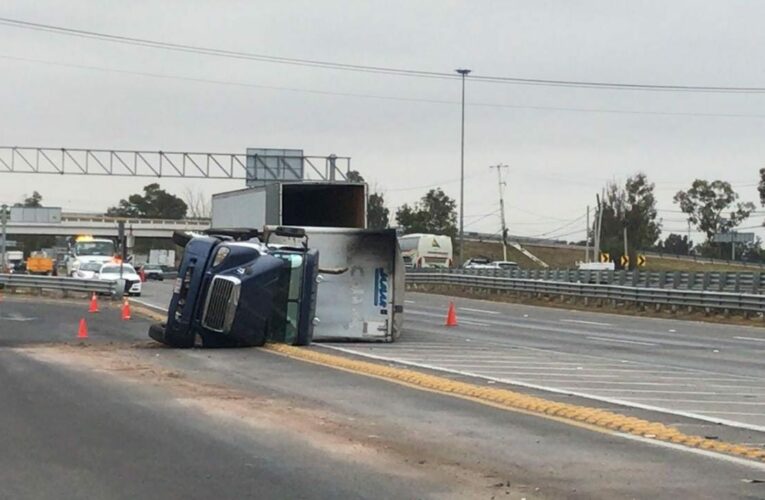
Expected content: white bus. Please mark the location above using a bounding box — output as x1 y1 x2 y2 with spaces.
398 233 453 268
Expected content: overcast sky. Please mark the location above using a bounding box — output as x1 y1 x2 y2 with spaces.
2 1 765 243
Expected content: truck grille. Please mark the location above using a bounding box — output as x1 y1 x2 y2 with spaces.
201 276 240 332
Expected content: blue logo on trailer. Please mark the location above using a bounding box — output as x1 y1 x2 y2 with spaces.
374 267 388 308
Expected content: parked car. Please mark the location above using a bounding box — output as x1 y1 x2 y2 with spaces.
463 257 494 269
98 263 142 296
490 260 519 270
75 261 102 279
139 263 165 281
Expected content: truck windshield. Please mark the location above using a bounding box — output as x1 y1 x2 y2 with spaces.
75 241 115 256
269 253 305 344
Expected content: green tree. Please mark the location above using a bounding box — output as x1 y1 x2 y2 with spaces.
346 170 364 183
657 233 692 255
345 170 389 229
368 193 389 229
395 188 457 238
107 183 188 219
14 191 43 208
674 180 754 240
595 173 662 269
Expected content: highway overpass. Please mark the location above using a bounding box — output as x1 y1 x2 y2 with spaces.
5 213 211 238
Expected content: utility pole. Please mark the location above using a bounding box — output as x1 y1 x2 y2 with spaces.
0 204 7 273
594 193 604 260
585 205 590 262
490 164 509 261
623 226 629 269
456 68 471 265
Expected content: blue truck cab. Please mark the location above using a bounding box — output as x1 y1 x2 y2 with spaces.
149 228 319 348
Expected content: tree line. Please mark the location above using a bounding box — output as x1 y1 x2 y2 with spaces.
18 166 763 267
592 170 765 267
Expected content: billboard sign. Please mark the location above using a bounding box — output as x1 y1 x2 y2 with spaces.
246 148 304 187
712 232 755 244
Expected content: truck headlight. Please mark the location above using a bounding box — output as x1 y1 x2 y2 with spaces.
212 247 230 267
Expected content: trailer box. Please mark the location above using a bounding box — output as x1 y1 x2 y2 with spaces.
212 182 367 229
266 226 404 342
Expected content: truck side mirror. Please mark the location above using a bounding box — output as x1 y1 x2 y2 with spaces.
172 231 192 248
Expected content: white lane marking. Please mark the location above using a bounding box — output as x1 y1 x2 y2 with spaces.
628 399 765 405
734 336 765 343
560 319 612 327
132 299 168 312
0 314 36 322
618 433 765 472
699 411 765 416
431 365 686 374
460 307 501 315
586 336 657 347
406 311 443 318
321 345 765 434
458 319 493 327
404 300 416 304
401 326 765 382
566 389 765 395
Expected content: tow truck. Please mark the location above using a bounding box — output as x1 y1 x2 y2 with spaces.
65 236 117 276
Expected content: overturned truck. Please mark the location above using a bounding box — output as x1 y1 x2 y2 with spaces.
149 182 404 347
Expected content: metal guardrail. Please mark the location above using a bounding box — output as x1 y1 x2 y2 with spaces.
0 274 117 294
437 268 765 294
407 270 765 315
463 231 765 269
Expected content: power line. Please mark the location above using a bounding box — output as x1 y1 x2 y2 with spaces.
464 210 501 228
6 54 765 120
385 171 490 192
5 16 765 94
0 17 453 80
526 213 587 238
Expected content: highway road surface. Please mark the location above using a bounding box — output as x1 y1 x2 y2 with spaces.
2 291 765 498
330 292 765 432
139 282 765 432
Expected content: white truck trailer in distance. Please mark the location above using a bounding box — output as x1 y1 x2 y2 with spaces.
398 233 453 268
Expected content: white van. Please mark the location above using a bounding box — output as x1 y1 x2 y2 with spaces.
398 233 453 268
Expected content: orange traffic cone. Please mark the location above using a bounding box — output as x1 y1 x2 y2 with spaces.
77 318 89 339
88 293 99 313
445 301 458 327
121 298 131 321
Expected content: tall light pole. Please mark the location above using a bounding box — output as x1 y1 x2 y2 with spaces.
456 68 471 265
1 204 7 273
